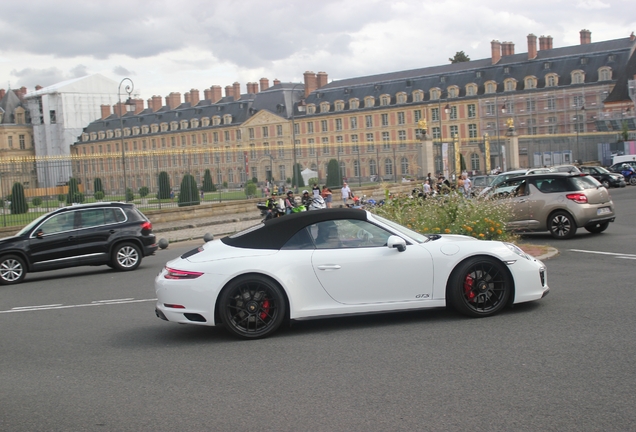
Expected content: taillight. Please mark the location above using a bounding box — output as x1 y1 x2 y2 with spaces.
164 267 203 280
566 193 588 204
141 221 153 231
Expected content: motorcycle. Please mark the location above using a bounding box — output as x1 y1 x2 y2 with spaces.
620 166 636 186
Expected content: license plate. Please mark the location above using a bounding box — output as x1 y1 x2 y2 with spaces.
597 207 610 215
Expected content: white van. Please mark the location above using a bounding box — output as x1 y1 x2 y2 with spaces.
612 154 636 165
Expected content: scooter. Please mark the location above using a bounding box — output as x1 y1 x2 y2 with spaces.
620 166 636 185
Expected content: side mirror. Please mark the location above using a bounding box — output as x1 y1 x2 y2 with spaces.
387 235 406 252
35 230 44 239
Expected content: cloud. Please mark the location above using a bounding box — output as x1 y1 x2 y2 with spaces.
9 64 91 89
577 0 610 10
113 66 135 76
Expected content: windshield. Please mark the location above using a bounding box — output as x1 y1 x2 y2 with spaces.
370 214 429 244
595 166 609 174
16 213 49 236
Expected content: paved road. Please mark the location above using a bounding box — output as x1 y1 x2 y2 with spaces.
1 187 635 431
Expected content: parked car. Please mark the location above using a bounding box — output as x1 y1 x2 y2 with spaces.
0 202 158 285
488 172 615 239
579 165 625 188
155 208 549 339
469 175 495 196
478 168 552 197
550 164 581 173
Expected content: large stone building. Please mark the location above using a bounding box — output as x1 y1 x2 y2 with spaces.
73 29 636 193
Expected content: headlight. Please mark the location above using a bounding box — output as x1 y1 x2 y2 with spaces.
504 242 531 260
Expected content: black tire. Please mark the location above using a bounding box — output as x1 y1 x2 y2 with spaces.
601 180 610 189
585 221 610 234
447 257 512 318
111 242 141 271
630 177 636 186
0 254 27 285
548 211 577 239
219 275 286 339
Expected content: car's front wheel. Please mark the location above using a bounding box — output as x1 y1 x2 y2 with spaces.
548 211 577 239
111 243 141 271
447 257 512 318
219 275 286 339
630 177 636 186
585 221 610 234
0 255 27 285
601 180 610 188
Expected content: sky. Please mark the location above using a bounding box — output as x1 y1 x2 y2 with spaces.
0 0 634 101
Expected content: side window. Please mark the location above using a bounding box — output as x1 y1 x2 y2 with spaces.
281 228 315 250
311 219 392 249
79 209 105 228
39 212 76 235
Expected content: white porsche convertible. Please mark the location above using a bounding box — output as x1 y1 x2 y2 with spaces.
155 208 548 339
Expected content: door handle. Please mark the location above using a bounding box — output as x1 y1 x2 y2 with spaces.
67 236 75 241
317 265 341 271
110 230 116 234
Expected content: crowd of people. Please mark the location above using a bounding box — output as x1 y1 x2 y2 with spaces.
418 172 473 198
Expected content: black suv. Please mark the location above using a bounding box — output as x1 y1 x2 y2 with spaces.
0 202 158 285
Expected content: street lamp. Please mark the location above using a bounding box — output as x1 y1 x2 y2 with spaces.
495 99 506 171
118 78 135 200
290 83 305 193
574 104 585 163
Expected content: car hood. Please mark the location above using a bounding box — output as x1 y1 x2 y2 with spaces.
185 238 279 263
0 234 23 244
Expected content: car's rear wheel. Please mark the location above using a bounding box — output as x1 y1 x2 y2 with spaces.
0 255 26 285
548 211 577 239
447 257 512 318
585 221 610 234
219 275 286 339
111 242 141 271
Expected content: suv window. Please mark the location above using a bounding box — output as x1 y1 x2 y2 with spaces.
39 212 76 235
532 177 569 193
570 175 599 190
78 208 126 228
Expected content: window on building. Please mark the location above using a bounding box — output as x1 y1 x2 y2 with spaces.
213 132 219 143
276 125 283 136
449 106 458 120
466 85 477 96
384 158 393 176
50 110 56 124
432 127 441 139
572 71 585 84
573 95 584 108
350 117 358 129
264 142 270 155
471 153 480 171
504 79 516 92
8 136 13 148
381 113 389 127
485 82 496 94
413 91 423 102
321 120 328 132
526 99 536 112
351 134 359 153
485 102 495 116
448 87 458 98
599 68 611 81
322 137 330 154
308 138 315 155
353 159 360 177
382 131 390 150
307 122 314 134
365 115 373 128
369 159 377 176
350 99 359 109
400 157 409 175
380 95 390 106
397 93 407 104
467 104 476 118
366 133 375 152
224 131 230 141
335 118 343 131
414 109 422 122
525 77 536 89
262 126 269 138
450 125 458 137
505 100 514 114
468 124 477 138
431 107 439 121
337 136 344 153
398 130 406 147
249 128 255 139
397 112 405 125
294 123 300 135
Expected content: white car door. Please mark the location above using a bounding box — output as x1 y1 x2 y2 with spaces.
309 219 434 305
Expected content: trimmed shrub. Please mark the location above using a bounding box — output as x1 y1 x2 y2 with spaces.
202 169 216 192
244 181 257 198
178 174 200 207
326 159 341 187
125 188 134 202
157 171 171 199
94 191 105 201
67 178 81 204
93 177 104 193
32 197 43 207
10 183 28 214
138 186 149 198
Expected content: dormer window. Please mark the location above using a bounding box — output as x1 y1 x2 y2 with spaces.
307 104 316 114
160 123 168 132
335 100 345 111
504 78 517 92
170 121 178 131
349 99 359 110
466 84 477 96
223 114 232 124
396 93 407 104
476 71 482 78
485 81 496 94
142 125 149 134
448 86 459 98
430 88 441 100
544 62 550 70
571 70 585 85
412 90 423 102
380 95 390 106
201 117 210 127
598 67 612 81
364 96 375 108
320 102 330 113
180 120 188 129
212 116 221 126
524 76 537 89
546 74 558 87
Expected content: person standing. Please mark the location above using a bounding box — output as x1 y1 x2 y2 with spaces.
422 179 432 196
341 182 351 207
312 183 321 198
462 174 472 198
321 186 333 208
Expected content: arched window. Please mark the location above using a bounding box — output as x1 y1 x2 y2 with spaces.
598 67 612 81
400 157 409 174
369 159 377 176
349 99 359 109
364 96 375 108
335 100 345 111
448 86 459 98
412 90 424 102
320 102 330 113
504 79 517 92
430 88 441 100
571 70 585 84
485 82 497 94
546 74 558 87
396 92 407 104
380 95 391 106
384 158 393 176
524 76 537 89
466 84 477 96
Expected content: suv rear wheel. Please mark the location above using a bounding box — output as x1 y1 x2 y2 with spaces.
111 242 141 271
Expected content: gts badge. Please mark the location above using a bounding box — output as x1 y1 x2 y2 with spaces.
415 294 430 299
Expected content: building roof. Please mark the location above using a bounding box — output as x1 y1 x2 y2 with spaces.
0 90 25 124
24 73 118 98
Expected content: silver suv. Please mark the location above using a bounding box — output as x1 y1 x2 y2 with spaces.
489 172 615 239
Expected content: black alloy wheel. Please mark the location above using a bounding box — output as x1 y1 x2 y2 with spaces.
0 255 27 285
111 242 141 271
219 275 286 339
447 257 512 318
548 211 577 239
601 180 610 189
585 221 610 234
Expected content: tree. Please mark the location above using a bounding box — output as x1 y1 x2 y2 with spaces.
202 169 216 192
157 171 171 199
125 188 135 202
67 178 82 204
244 180 257 198
291 163 305 188
449 51 470 63
326 159 341 187
94 191 105 201
178 174 200 207
620 120 630 142
138 186 149 198
10 182 28 214
93 178 104 194
460 153 467 172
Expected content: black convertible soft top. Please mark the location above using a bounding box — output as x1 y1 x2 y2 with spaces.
221 208 368 250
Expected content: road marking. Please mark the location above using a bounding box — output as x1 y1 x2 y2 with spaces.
569 249 636 258
1 298 157 314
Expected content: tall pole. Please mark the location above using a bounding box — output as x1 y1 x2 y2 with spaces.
118 78 134 200
290 83 304 193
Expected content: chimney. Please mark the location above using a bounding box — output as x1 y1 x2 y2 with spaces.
166 92 181 109
225 85 233 99
35 85 43 91
259 78 269 92
527 34 537 60
0 89 5 100
100 104 111 119
491 40 502 64
204 88 213 100
304 71 318 97
501 41 515 56
133 98 144 114
211 85 222 102
273 79 280 86
184 92 191 104
190 89 200 105
113 102 126 117
546 36 553 49
247 82 258 94
317 71 328 88
233 82 241 100
580 29 591 45
19 86 27 97
149 95 163 112
539 35 547 50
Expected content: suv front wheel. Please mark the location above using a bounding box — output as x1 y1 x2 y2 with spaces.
111 242 142 271
0 255 27 285
548 211 577 239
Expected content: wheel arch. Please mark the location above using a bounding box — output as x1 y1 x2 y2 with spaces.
0 250 32 271
546 208 579 228
109 238 144 256
445 254 516 307
213 272 291 326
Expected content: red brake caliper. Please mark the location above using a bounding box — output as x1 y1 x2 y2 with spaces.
260 299 270 320
464 274 476 302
